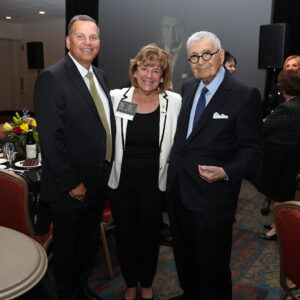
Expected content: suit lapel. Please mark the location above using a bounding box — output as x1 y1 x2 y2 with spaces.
93 66 116 140
174 78 199 149
64 56 100 120
159 92 168 149
93 67 110 101
119 86 135 147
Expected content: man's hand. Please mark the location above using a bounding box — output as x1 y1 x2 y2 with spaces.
69 182 87 202
198 165 227 183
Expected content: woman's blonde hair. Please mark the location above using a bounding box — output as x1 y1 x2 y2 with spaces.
283 55 300 70
129 44 172 93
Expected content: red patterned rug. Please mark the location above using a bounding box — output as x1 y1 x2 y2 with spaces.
88 180 283 299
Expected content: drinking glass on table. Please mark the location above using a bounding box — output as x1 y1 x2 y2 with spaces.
3 143 15 167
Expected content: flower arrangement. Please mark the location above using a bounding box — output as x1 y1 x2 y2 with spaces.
1 108 40 155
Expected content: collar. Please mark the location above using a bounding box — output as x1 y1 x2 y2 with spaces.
199 66 225 94
121 86 168 108
68 52 93 78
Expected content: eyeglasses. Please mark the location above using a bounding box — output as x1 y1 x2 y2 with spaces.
188 49 220 64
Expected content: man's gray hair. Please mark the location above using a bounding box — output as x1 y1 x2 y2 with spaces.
186 31 222 51
68 15 99 36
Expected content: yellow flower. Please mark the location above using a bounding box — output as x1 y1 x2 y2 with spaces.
3 122 13 131
32 119 37 127
20 122 29 133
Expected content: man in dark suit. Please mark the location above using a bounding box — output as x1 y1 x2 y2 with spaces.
167 31 263 300
34 15 115 300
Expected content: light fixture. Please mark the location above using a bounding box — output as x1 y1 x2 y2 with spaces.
38 11 46 15
5 16 12 20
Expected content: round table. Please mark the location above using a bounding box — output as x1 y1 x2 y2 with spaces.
0 226 48 299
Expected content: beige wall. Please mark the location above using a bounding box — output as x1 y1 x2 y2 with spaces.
0 19 65 112
0 39 21 110
0 21 22 40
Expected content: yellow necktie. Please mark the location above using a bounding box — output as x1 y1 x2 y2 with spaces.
86 71 112 162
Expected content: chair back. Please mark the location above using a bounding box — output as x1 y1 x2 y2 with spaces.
0 169 36 238
274 201 300 296
100 199 115 278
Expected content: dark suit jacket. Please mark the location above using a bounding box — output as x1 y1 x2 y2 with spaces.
167 70 263 224
34 55 116 204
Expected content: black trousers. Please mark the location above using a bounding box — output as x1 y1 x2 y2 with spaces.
168 179 233 300
51 186 104 300
109 157 162 288
260 142 300 202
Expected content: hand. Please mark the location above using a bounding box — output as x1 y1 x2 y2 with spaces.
69 182 87 202
198 165 227 183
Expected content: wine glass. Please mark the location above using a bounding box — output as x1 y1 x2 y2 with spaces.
3 143 15 167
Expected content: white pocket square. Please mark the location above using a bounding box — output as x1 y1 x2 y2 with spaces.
213 112 228 119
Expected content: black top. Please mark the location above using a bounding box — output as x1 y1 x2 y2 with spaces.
264 96 300 145
262 85 285 118
124 106 160 159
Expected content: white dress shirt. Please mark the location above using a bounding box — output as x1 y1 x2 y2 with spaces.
187 67 225 137
68 52 111 132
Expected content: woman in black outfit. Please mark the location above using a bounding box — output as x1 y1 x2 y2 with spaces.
259 55 300 215
259 70 300 240
262 55 300 118
108 44 181 300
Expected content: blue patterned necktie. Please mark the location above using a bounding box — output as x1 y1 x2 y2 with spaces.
193 86 208 128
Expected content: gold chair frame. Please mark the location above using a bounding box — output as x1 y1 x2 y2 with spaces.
100 214 115 279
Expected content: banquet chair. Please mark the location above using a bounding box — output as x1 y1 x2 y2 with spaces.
0 169 53 259
274 201 300 300
100 199 115 279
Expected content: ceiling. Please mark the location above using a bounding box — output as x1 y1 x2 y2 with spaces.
0 0 65 24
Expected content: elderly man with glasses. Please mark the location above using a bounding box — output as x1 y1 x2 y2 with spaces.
166 31 263 300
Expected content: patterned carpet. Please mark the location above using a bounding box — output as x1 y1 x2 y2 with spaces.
88 180 300 300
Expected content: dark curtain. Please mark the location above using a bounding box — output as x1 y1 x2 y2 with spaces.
272 0 300 55
263 0 300 101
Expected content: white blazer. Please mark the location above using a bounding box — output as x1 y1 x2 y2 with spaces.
108 86 182 191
